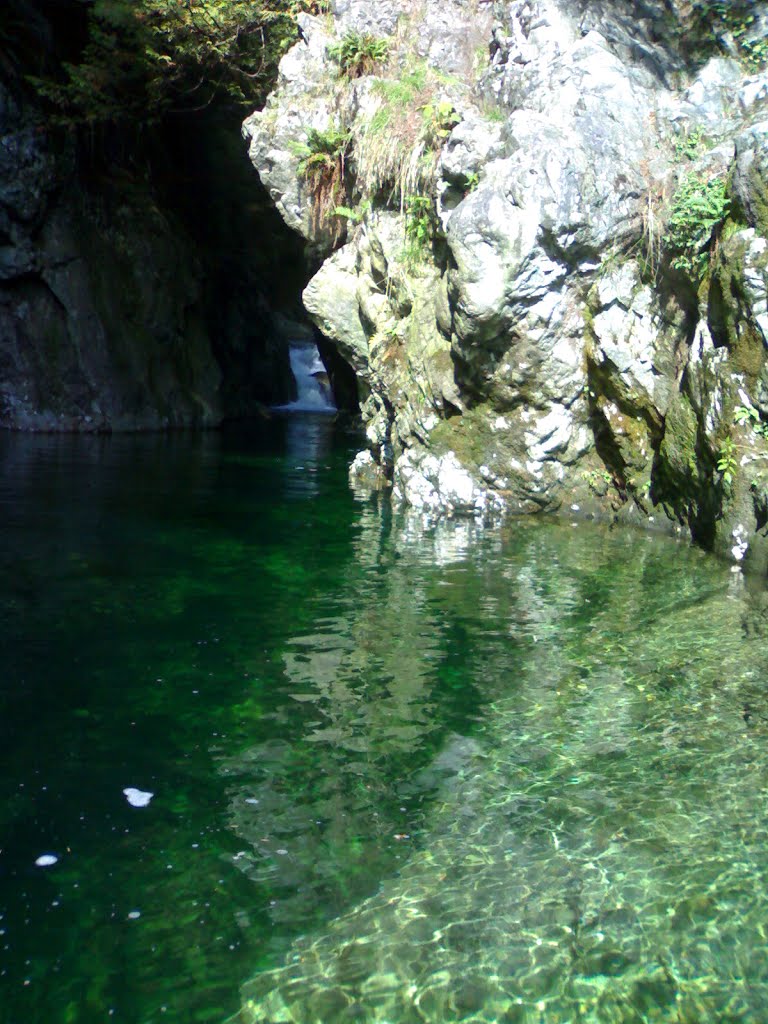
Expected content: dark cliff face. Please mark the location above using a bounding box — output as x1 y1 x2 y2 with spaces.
0 0 311 431
0 98 219 430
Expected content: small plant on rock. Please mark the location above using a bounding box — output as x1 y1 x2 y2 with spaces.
735 402 768 439
295 124 351 231
664 173 729 278
421 99 461 148
717 437 738 491
740 34 768 71
581 468 613 494
328 32 389 78
674 126 705 163
705 1 768 70
464 170 480 195
404 193 437 255
333 199 371 224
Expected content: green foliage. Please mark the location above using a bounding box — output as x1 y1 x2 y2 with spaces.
473 41 489 76
355 63 434 207
482 104 505 123
371 63 429 111
333 200 371 224
735 403 768 439
421 99 460 144
328 32 389 78
717 437 738 490
740 34 768 71
29 0 311 123
295 124 350 232
355 60 463 217
694 2 768 70
664 173 730 278
295 124 350 174
674 126 705 163
404 193 437 254
581 468 613 496
582 468 612 485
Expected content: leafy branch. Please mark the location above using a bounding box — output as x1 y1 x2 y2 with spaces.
28 0 313 123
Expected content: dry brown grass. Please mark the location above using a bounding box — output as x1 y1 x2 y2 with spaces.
354 62 449 209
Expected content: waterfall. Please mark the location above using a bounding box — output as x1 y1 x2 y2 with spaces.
276 342 336 413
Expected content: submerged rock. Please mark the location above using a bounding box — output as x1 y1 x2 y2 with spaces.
244 0 768 567
227 517 768 1023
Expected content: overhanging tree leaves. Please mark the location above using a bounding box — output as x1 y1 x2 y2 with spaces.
30 0 318 122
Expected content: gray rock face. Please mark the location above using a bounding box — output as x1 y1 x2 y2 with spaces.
0 72 303 431
0 85 224 432
732 119 768 233
245 0 768 566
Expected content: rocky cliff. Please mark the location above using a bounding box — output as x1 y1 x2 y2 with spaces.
243 0 768 568
0 87 219 431
0 83 302 431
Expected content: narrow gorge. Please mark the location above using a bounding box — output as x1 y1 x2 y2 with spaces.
3 4 768 1024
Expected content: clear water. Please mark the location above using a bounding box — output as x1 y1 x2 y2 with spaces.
1 418 768 1024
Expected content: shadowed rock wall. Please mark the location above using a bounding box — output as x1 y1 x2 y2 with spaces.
0 0 316 432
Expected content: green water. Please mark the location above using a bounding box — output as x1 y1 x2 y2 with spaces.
1 419 768 1024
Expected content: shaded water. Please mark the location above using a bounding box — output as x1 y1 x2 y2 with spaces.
1 419 768 1024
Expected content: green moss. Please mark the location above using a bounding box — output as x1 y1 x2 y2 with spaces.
582 294 598 337
429 405 496 468
709 234 767 383
660 393 698 481
608 406 653 472
746 162 768 238
719 214 747 241
732 324 765 379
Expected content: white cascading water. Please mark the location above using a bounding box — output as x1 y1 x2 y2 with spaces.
276 343 336 412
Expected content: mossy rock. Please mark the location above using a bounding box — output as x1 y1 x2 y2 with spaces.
731 123 768 244
429 404 496 468
708 229 767 383
658 392 699 486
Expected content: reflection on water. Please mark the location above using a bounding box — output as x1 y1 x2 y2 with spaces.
280 414 338 500
2 424 768 1024
231 515 768 1024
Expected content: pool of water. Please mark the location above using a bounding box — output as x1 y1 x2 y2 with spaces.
1 418 767 1024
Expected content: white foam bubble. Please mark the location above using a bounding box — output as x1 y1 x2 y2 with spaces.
35 854 58 867
123 787 154 808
